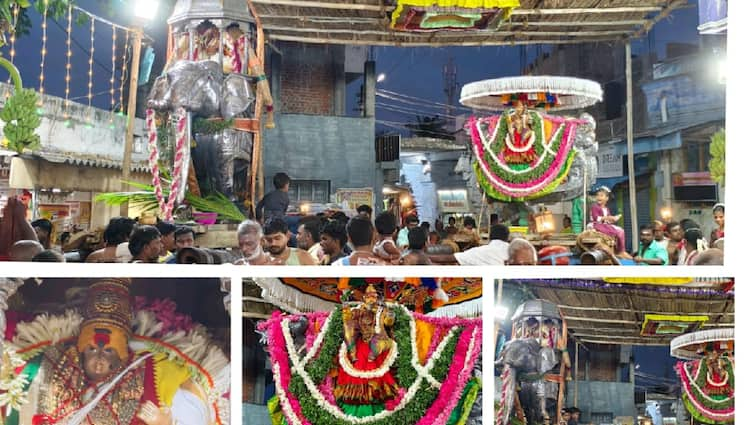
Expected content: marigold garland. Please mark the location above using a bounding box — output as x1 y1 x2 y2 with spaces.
676 357 734 424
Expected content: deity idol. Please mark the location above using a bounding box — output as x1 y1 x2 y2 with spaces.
336 285 400 409
500 100 537 166
5 279 221 425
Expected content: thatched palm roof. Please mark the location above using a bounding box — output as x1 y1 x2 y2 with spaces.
504 278 733 347
252 0 689 46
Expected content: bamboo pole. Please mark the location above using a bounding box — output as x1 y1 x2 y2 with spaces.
248 0 266 216
262 24 633 37
573 343 579 407
260 15 648 27
267 33 623 46
625 41 639 253
120 26 144 217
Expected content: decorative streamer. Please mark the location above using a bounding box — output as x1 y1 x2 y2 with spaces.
509 278 734 297
146 108 167 217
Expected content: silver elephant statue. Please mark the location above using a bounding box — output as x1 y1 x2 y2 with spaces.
496 338 561 425
147 60 255 120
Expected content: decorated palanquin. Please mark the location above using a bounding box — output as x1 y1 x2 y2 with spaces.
391 0 521 32
258 285 482 425
467 107 585 202
671 329 734 424
460 76 602 203
0 280 230 425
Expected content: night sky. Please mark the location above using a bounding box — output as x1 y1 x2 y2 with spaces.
3 1 700 123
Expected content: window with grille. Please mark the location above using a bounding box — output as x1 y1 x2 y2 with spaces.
289 180 331 203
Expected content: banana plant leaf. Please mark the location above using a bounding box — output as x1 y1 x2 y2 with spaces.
95 180 246 223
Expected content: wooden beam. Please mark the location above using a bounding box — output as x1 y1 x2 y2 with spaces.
251 0 388 11
254 3 663 15
578 338 670 346
563 316 638 324
259 15 646 27
558 305 734 316
572 333 656 340
511 6 663 15
267 33 624 46
264 25 632 37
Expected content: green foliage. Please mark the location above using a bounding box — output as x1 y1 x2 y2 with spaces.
708 128 725 186
303 308 344 383
193 118 235 135
95 179 247 222
0 87 41 153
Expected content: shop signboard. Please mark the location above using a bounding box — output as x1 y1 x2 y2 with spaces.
438 189 469 213
597 143 623 178
335 188 374 211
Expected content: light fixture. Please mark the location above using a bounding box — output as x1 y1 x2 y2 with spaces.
133 0 159 22
494 306 509 321
534 208 555 235
660 207 672 221
377 73 386 83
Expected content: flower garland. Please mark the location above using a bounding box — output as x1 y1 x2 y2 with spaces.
467 111 581 201
338 341 398 379
262 305 482 425
676 357 735 424
0 346 29 412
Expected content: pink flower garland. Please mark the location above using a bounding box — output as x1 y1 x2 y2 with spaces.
133 297 196 337
305 312 331 351
467 113 583 198
146 108 167 217
416 324 482 425
261 310 482 425
259 311 312 425
675 360 735 421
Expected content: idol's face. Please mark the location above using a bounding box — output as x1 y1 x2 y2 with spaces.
82 345 122 382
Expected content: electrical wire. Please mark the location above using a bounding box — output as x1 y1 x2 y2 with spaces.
379 88 474 111
377 102 459 120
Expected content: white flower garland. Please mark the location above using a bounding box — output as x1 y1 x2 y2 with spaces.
302 310 334 366
272 362 303 425
681 359 734 404
338 340 398 379
278 306 473 424
476 113 565 177
0 346 30 412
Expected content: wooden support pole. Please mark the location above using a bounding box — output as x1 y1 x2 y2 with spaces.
262 24 633 38
625 41 639 253
120 26 144 217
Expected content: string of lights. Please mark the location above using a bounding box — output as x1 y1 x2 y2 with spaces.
38 0 49 99
63 2 73 121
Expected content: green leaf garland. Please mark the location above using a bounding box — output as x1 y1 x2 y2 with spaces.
284 306 472 425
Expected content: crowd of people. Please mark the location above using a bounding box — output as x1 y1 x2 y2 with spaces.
0 176 724 266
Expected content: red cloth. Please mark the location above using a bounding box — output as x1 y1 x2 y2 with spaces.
336 339 398 404
4 311 35 341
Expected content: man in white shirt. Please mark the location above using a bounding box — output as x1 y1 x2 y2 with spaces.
428 224 510 265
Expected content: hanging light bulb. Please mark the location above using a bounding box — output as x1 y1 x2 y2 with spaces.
63 3 73 120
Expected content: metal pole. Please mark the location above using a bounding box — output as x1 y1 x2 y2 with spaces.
574 343 579 407
625 41 638 252
120 26 144 217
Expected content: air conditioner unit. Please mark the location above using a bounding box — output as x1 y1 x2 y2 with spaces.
672 172 719 203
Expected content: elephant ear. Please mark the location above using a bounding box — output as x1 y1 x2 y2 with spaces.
538 347 559 374
221 74 254 119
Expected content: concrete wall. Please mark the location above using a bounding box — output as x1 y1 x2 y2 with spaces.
261 113 378 203
0 82 148 168
566 381 636 423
